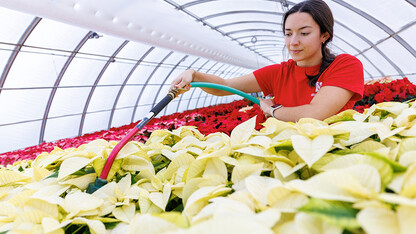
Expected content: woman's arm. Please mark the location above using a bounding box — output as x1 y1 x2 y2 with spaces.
263 85 354 122
171 69 262 96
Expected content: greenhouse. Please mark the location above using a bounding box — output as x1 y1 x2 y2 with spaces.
0 0 416 233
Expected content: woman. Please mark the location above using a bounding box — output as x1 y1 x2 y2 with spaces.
170 0 364 122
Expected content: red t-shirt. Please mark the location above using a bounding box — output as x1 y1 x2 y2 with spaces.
253 54 364 112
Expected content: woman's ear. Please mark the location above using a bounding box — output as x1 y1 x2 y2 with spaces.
321 32 330 43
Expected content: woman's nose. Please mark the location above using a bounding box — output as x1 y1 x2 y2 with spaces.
290 35 300 45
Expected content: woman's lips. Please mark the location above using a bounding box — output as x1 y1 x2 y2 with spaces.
291 50 302 54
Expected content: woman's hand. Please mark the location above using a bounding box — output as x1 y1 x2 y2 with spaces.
259 98 275 117
170 69 195 91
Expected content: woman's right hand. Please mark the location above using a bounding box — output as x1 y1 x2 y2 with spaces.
170 69 195 91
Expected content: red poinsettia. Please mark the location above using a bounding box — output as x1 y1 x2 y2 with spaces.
354 77 416 113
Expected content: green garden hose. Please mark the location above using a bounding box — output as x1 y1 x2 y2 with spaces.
190 82 260 105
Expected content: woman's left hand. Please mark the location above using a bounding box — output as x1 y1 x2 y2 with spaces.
259 98 275 117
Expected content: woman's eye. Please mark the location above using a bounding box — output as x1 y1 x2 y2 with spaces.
285 33 292 37
301 33 309 36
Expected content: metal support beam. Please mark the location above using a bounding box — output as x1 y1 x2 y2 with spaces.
78 40 129 136
0 17 41 94
39 31 93 144
131 51 173 122
107 47 155 129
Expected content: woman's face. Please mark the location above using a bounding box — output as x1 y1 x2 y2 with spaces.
284 12 328 67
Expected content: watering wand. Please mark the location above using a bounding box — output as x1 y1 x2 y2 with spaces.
86 82 259 193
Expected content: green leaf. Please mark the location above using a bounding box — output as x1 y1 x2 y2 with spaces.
362 152 407 172
269 140 293 153
71 167 95 176
299 198 360 229
64 224 89 234
332 149 362 155
324 109 358 124
104 221 119 229
44 169 59 179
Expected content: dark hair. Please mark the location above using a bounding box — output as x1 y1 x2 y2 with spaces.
283 0 335 87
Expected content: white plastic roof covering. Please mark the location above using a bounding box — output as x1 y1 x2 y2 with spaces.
0 0 415 153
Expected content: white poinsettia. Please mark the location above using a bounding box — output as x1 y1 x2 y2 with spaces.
294 212 343 234
172 125 205 140
184 148 230 184
181 176 226 206
400 163 416 198
231 162 263 186
352 140 389 154
258 117 295 136
267 186 309 212
234 145 267 157
191 196 254 224
375 102 410 116
330 121 378 146
242 175 282 206
230 116 256 145
353 105 378 122
399 151 416 167
271 128 300 142
394 108 416 128
318 153 393 187
170 211 276 234
399 122 416 137
164 152 195 182
57 156 98 181
149 182 171 211
0 169 31 186
291 134 334 167
71 217 106 234
247 135 273 148
202 158 228 183
357 205 416 234
41 217 72 233
171 135 208 152
31 166 53 182
112 203 136 223
183 185 232 218
129 213 183 234
294 118 348 139
205 132 231 150
398 137 416 156
32 151 64 169
274 161 306 178
7 102 416 233
121 154 155 175
288 164 381 202
63 190 104 219
59 173 97 190
92 174 140 216
30 183 70 205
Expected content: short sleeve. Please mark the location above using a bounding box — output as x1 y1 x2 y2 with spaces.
253 64 281 97
321 54 364 101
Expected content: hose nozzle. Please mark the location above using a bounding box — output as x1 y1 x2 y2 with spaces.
169 87 190 98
